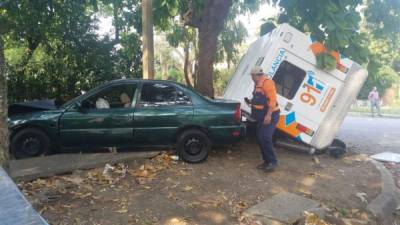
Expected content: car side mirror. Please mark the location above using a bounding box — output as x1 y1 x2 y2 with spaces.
74 101 83 111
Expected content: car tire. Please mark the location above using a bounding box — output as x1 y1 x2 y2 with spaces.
10 128 52 159
177 129 211 163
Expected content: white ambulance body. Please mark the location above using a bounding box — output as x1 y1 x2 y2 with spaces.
224 24 368 150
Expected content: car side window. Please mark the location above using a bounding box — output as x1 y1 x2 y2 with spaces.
139 83 191 107
83 84 136 110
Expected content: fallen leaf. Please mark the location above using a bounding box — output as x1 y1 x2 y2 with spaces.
115 208 128 213
39 206 48 214
304 212 330 225
183 186 193 191
355 192 368 203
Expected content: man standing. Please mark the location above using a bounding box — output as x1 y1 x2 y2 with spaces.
368 86 382 117
245 66 280 172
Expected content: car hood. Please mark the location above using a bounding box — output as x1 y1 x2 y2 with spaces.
8 99 63 116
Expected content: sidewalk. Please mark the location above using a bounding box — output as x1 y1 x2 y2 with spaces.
0 167 48 225
8 151 161 181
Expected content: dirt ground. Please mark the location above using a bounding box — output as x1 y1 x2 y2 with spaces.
19 138 381 225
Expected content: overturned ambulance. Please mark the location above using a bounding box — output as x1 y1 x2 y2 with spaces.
224 23 368 153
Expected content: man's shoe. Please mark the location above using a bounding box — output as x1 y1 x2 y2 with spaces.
263 163 277 172
256 162 268 170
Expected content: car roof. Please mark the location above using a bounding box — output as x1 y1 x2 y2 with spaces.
62 78 201 108
106 78 185 86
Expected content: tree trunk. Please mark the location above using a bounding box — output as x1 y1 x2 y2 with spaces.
188 0 232 97
160 55 168 80
183 41 193 87
142 0 155 79
0 37 9 167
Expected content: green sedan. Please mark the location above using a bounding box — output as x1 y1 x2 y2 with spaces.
8 79 245 163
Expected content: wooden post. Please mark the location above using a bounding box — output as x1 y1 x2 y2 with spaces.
142 0 154 79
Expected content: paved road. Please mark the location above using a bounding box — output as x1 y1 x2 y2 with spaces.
337 116 400 155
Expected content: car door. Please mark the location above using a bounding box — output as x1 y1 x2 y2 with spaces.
59 83 137 149
133 82 194 145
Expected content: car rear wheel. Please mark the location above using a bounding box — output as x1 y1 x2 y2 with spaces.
177 129 211 163
10 128 52 159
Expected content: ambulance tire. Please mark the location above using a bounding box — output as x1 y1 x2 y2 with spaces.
328 139 347 158
177 129 211 163
314 148 327 155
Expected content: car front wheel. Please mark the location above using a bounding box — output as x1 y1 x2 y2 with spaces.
177 129 211 163
10 128 52 159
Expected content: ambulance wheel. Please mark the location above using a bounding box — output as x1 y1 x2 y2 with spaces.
328 139 347 158
177 129 211 163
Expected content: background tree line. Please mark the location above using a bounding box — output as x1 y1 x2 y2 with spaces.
1 0 399 103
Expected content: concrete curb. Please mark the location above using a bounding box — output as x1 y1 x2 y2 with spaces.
367 160 400 224
8 151 161 182
347 112 400 119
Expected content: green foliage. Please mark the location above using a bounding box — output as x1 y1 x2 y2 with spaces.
214 68 234 97
365 0 400 42
359 65 399 99
316 53 337 71
357 0 400 98
2 0 143 103
216 19 247 66
260 20 276 36
155 68 184 83
273 0 367 62
271 0 399 99
359 33 400 99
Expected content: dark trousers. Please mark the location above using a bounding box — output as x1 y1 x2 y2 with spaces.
256 111 280 165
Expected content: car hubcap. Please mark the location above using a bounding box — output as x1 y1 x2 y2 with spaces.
184 137 203 155
22 137 42 156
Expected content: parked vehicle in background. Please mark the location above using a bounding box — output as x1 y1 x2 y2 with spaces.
8 79 245 163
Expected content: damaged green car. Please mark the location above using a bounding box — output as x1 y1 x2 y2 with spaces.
8 79 245 163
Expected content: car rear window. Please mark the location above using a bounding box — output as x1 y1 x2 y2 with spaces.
139 83 191 107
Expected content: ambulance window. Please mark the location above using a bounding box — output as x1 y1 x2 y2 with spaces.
272 61 306 100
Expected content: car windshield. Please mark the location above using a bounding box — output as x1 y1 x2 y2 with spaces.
61 83 109 108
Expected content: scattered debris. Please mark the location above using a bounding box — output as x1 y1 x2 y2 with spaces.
183 186 193 191
165 217 188 225
102 164 115 177
303 212 330 225
370 152 400 163
355 192 368 204
17 144 380 225
313 156 320 165
170 155 179 161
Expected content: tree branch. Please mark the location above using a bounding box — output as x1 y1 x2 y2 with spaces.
183 0 201 28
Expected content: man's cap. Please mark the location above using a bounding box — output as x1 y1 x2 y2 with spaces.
250 66 265 75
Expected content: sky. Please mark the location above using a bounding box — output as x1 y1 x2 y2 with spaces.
97 3 279 45
237 3 279 43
